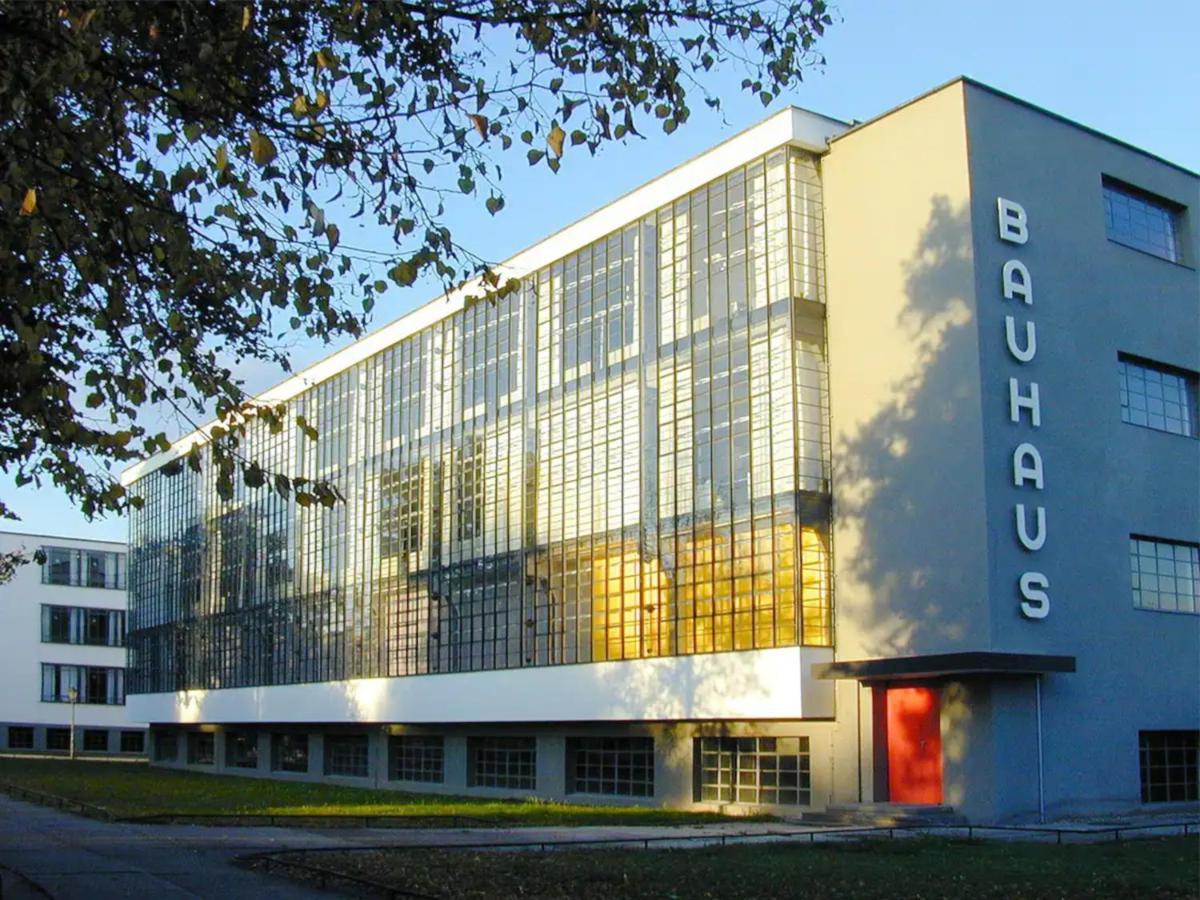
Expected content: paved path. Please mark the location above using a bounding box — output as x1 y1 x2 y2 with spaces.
0 794 1193 898
0 795 343 899
0 795 802 898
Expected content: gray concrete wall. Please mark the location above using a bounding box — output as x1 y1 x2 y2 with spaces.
963 80 1200 817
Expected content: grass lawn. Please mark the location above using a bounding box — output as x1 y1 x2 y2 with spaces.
0 756 747 825
275 836 1200 899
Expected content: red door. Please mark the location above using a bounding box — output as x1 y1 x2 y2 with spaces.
886 686 943 804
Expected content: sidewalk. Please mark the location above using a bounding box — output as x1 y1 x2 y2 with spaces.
0 792 1194 899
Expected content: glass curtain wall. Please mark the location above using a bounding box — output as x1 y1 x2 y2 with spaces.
127 148 832 694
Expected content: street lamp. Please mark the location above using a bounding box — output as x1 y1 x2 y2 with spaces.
67 686 78 760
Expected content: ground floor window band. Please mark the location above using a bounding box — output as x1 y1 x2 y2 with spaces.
1139 730 1199 803
694 736 811 805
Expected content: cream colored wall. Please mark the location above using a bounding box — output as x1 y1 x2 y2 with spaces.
822 82 991 665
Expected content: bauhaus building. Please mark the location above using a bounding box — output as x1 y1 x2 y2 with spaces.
121 78 1199 821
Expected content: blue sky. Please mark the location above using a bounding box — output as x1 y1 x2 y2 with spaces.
4 0 1196 543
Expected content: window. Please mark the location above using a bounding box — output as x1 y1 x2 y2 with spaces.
1130 537 1199 614
41 546 126 589
83 729 108 752
153 729 178 762
120 731 145 753
467 737 536 789
43 606 71 643
324 734 370 777
41 607 126 646
389 735 444 783
694 736 811 805
1140 731 1198 802
40 664 125 704
187 732 215 765
567 737 654 797
1103 177 1184 262
46 728 70 751
225 731 259 768
1119 355 1198 437
271 733 309 773
7 727 33 750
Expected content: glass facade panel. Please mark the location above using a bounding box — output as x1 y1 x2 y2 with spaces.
127 149 832 694
120 731 146 753
7 727 34 750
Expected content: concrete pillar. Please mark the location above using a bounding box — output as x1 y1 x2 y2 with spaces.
538 735 567 799
443 735 469 792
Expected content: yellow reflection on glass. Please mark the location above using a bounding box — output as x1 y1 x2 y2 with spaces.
800 526 831 645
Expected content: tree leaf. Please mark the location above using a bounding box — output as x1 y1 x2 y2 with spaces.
468 114 488 139
547 124 566 158
249 129 277 165
241 5 251 30
214 142 229 172
19 188 36 216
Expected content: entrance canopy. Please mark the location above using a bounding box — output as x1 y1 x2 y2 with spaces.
813 651 1076 683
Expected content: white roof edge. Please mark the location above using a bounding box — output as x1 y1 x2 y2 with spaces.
121 106 848 487
0 529 127 548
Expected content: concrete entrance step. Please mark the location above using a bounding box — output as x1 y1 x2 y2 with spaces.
802 803 967 827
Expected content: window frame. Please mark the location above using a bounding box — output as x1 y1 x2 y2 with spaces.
1139 730 1199 803
388 735 445 784
693 735 811 806
467 736 537 790
1102 176 1186 264
152 729 179 762
566 736 655 797
1118 354 1199 439
187 731 215 765
7 726 34 750
1130 535 1200 615
271 732 310 773
39 546 127 590
40 663 126 705
225 731 259 769
323 733 370 778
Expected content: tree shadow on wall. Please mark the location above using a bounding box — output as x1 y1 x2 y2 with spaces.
834 195 992 662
